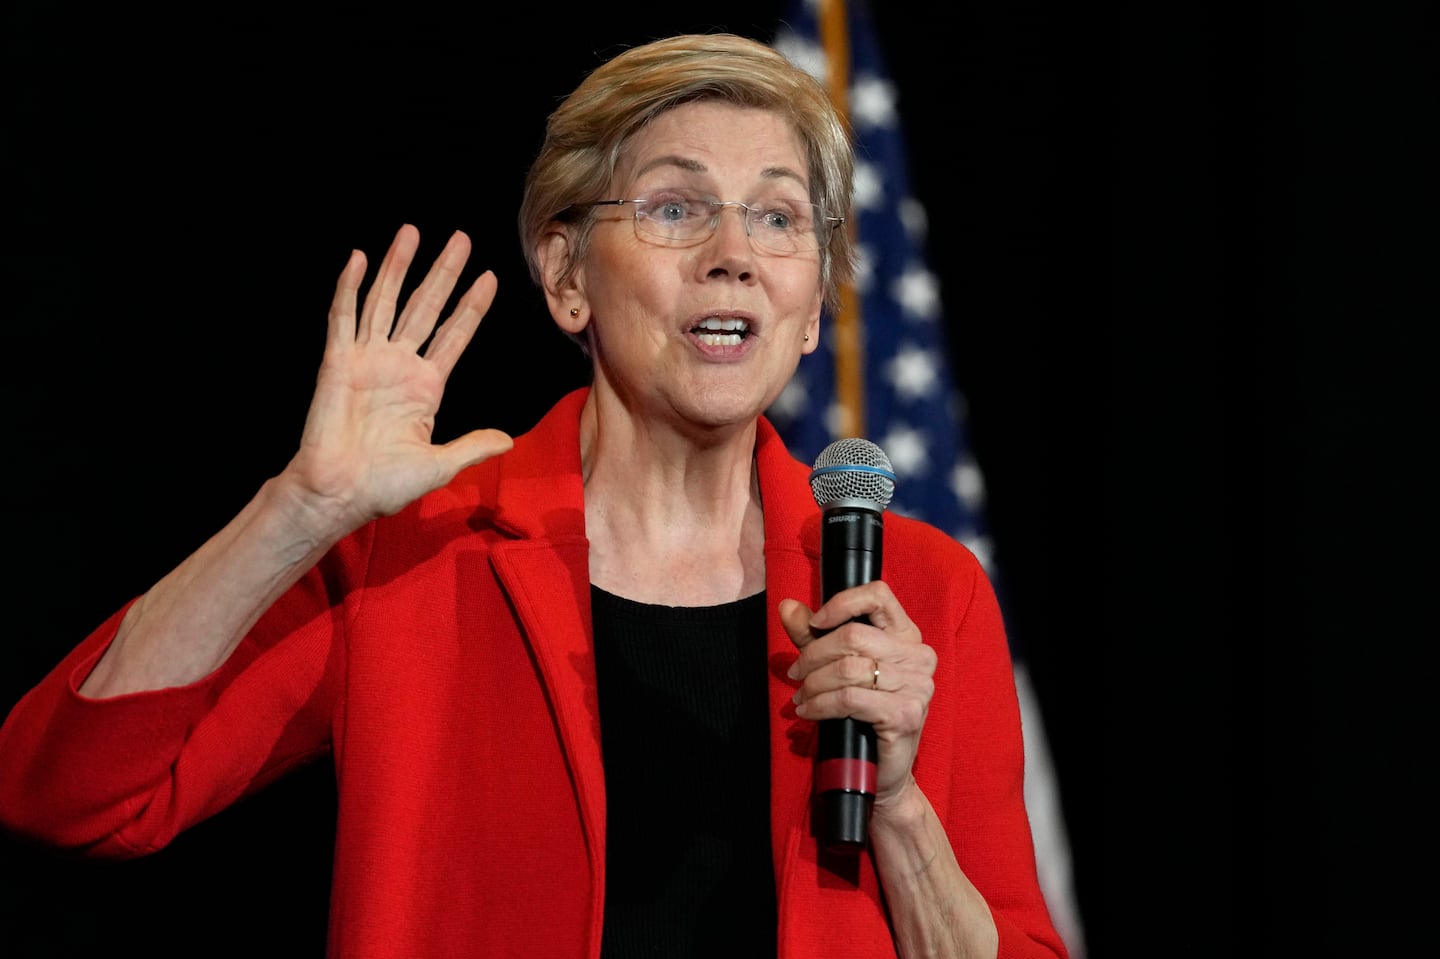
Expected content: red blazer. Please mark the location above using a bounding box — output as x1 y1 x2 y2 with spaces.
0 388 1067 959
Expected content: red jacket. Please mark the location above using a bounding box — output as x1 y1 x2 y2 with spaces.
0 388 1067 958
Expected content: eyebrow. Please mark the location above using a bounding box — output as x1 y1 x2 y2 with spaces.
630 154 808 189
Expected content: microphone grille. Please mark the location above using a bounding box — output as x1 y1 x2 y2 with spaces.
809 438 897 510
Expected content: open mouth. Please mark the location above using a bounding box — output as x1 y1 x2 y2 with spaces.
692 317 751 346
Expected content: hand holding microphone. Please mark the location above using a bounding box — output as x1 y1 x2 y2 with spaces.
806 438 896 852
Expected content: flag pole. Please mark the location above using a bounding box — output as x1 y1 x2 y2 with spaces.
819 0 865 439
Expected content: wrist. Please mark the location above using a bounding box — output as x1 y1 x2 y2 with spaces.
264 469 364 547
869 775 928 833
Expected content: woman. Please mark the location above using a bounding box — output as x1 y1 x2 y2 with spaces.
0 33 1066 959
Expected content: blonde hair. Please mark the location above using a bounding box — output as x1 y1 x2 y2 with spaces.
518 33 856 318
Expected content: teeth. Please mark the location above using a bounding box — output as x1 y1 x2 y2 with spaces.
695 317 748 332
693 317 748 346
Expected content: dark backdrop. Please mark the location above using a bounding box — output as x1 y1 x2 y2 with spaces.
3 2 1431 956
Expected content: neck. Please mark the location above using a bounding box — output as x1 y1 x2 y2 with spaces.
579 393 766 606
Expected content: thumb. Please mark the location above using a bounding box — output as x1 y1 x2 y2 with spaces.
438 429 515 474
777 597 819 650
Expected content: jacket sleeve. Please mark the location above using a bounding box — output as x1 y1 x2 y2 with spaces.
0 536 360 860
899 522 1070 958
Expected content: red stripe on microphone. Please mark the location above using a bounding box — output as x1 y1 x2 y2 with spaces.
815 757 877 794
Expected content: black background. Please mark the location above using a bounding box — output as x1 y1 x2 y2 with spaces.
2 1 1432 956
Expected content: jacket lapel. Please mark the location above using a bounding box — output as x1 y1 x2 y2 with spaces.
755 421 825 890
486 390 607 934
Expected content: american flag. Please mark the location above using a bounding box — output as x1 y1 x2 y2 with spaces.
767 3 992 566
769 3 1086 955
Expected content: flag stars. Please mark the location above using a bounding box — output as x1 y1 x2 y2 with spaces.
898 196 930 245
773 34 826 84
854 242 876 294
951 458 988 511
892 265 941 320
961 533 996 576
853 160 885 212
849 73 898 130
885 342 943 402
769 377 811 424
823 400 852 440
879 425 931 478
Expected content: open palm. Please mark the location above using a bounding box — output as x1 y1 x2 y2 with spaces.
289 225 514 534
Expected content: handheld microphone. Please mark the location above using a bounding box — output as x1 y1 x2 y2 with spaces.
807 438 897 852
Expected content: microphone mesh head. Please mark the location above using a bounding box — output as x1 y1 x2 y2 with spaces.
809 438 896 510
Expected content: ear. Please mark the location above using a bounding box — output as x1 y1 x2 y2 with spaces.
536 228 588 334
801 290 823 355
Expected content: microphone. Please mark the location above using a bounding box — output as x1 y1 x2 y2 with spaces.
807 437 897 852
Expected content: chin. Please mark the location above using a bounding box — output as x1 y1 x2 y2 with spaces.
674 389 766 432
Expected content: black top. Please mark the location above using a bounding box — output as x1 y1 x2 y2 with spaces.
591 585 778 958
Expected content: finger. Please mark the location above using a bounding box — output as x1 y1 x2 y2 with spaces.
422 269 498 377
809 580 915 637
391 230 474 350
357 224 421 344
326 249 368 358
779 597 820 658
436 427 516 476
827 653 883 692
782 599 884 690
793 655 932 729
806 647 923 693
790 658 887 721
782 596 878 680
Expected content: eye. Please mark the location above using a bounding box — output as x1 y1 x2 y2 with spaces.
758 209 794 231
655 200 688 223
640 191 699 224
754 199 811 233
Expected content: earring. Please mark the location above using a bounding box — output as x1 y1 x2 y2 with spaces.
570 308 580 318
804 334 811 341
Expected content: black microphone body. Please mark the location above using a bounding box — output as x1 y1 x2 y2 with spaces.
808 439 896 852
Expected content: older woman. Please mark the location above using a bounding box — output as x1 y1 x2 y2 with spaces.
0 33 1065 959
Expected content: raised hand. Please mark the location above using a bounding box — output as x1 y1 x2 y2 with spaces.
75 226 514 697
287 224 514 537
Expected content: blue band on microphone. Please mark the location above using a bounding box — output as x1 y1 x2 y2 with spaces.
808 463 897 484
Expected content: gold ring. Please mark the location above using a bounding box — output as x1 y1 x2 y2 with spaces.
871 659 880 690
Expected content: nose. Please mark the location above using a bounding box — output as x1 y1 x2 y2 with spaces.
701 203 756 282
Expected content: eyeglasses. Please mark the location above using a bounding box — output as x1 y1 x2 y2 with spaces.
563 189 844 256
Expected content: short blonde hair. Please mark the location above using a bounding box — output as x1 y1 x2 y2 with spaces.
518 33 856 318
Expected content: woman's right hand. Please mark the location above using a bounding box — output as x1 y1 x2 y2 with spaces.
283 224 514 539
74 225 513 697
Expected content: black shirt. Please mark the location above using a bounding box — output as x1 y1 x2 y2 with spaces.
591 586 778 958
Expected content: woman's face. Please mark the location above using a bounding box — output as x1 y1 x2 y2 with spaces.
567 100 824 435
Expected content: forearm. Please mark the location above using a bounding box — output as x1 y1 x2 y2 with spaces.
79 474 349 697
870 778 999 959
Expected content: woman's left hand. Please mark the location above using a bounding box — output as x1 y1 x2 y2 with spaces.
779 582 937 807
